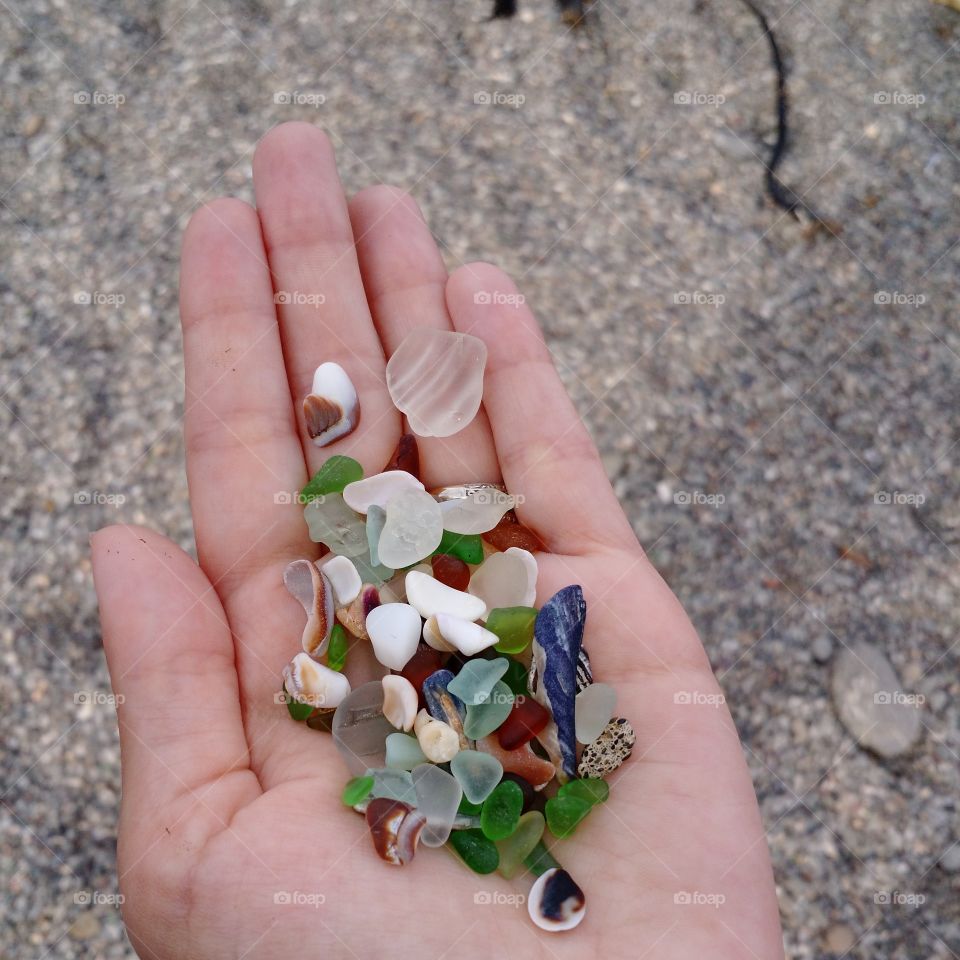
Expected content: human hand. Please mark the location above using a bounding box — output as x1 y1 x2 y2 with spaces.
92 122 784 959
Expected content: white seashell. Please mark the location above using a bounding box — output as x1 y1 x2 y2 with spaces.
405 570 487 622
283 559 335 658
422 615 457 653
342 470 425 514
382 675 419 732
303 362 360 447
527 868 586 932
317 554 362 606
283 652 351 709
366 603 423 671
438 488 516 535
414 709 461 763
433 613 499 657
386 328 487 438
468 547 538 609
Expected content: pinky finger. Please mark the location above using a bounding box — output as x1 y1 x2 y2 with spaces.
445 262 639 555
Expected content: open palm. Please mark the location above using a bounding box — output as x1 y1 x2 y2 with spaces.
92 123 784 960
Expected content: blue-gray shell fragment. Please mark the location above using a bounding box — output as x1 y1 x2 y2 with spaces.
422 668 470 749
530 585 586 781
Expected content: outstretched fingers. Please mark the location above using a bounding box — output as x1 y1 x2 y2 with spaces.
445 262 639 555
180 197 313 597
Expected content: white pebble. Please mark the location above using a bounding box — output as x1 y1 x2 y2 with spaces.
405 570 487 621
317 554 362 606
365 603 422 671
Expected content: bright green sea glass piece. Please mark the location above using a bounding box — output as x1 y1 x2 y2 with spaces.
558 777 609 807
480 780 523 841
341 775 374 806
327 624 349 672
448 829 499 874
487 607 538 655
433 530 484 564
301 456 363 500
545 794 592 839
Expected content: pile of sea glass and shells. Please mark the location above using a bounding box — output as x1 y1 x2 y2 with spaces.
279 330 635 933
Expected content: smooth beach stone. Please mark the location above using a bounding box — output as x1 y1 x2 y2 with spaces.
378 490 444 569
366 768 417 805
480 780 523 841
343 470 426 514
523 840 562 878
463 681 514 739
558 778 609 806
495 810 545 879
448 657 510 705
487 606 538 655
450 750 503 805
577 717 636 779
341 775 374 807
468 548 538 610
433 529 484 564
318 554 362 607
438 489 516 535
447 828 500 875
332 683 396 775
384 433 420 477
304 493 369 558
529 586 586 781
497 696 552 751
545 795 592 839
366 603 422 671
301 455 363 500
385 733 427 770
482 514 545 553
528 868 586 932
430 553 470 591
405 570 487 621
412 763 463 847
432 614 499 657
386 328 487 438
366 504 387 567
575 682 617 744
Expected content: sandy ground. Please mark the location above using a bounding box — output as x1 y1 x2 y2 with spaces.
1 0 959 956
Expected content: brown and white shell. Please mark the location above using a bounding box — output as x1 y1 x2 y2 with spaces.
303 362 360 447
283 559 334 658
365 798 426 865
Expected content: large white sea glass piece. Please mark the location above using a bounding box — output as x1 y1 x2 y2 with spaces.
386 329 487 438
